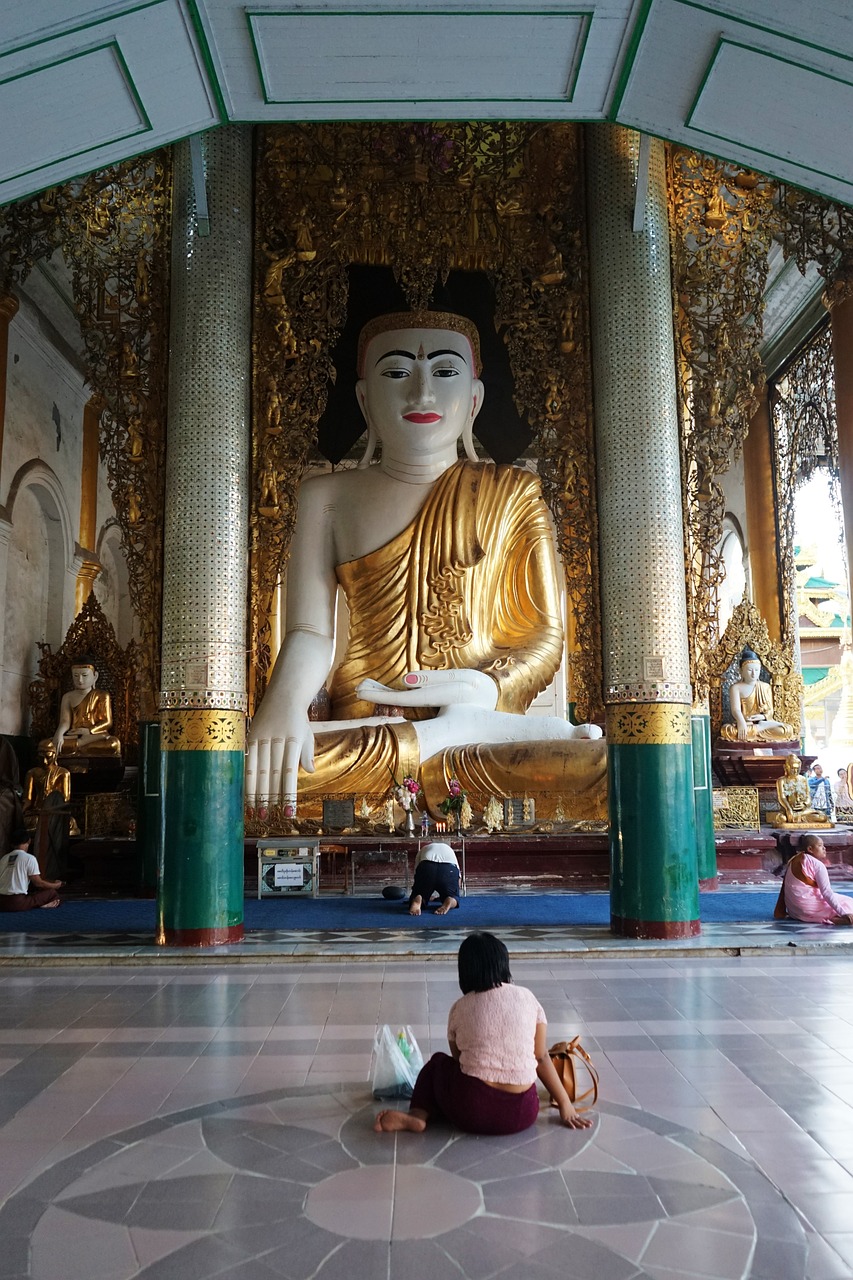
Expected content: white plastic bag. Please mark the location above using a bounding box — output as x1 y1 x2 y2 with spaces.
371 1024 424 1100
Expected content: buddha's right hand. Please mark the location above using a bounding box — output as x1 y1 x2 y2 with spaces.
245 708 315 816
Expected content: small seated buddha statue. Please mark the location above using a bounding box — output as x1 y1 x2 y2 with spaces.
43 660 121 760
720 647 797 743
771 753 832 828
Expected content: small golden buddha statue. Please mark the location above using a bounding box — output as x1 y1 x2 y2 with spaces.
23 741 70 818
23 742 80 835
720 647 797 743
43 660 121 759
771 753 832 828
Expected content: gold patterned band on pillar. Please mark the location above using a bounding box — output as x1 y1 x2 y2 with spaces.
161 710 246 751
606 703 692 745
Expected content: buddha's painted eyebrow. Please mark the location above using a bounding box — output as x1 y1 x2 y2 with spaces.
374 348 468 366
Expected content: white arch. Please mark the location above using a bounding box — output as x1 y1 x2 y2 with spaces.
5 458 76 574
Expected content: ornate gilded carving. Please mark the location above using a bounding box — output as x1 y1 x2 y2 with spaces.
668 151 776 700
712 786 760 832
778 185 853 309
605 704 692 745
160 710 246 752
251 123 601 721
27 592 138 760
706 597 802 741
769 323 839 647
0 157 171 719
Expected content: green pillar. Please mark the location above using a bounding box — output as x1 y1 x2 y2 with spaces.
587 125 699 938
137 720 161 891
692 708 718 885
157 127 251 946
608 706 698 933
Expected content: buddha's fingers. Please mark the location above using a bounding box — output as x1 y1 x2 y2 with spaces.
245 739 259 805
255 738 272 809
269 738 285 804
281 731 313 820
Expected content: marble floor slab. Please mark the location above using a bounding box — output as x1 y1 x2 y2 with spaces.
2 955 853 1278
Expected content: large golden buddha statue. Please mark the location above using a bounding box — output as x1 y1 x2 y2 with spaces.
720 647 797 743
246 311 605 819
44 660 121 759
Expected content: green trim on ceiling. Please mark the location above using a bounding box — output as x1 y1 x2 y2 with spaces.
0 128 222 207
687 35 853 130
683 37 853 192
186 0 228 122
0 41 151 185
608 0 654 119
674 0 853 67
245 7 594 107
0 0 164 58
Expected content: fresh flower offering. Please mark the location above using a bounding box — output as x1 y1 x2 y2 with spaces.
393 774 421 811
439 777 466 815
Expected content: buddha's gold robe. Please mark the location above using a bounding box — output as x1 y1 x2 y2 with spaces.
720 681 796 743
296 461 606 818
56 690 121 757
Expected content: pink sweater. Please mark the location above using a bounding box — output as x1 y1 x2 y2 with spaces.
447 983 546 1086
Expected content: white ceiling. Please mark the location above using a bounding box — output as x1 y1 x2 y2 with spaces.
1 0 852 207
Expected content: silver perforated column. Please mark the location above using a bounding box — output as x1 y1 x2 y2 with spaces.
158 127 251 945
588 127 690 703
587 125 699 937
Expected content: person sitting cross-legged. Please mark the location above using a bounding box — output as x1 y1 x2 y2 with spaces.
0 828 62 911
374 931 593 1136
774 833 853 926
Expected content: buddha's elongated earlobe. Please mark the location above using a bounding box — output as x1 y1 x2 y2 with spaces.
462 418 477 462
358 422 379 468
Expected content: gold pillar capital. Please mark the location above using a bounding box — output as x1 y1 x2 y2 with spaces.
75 559 101 616
0 294 19 325
822 253 853 312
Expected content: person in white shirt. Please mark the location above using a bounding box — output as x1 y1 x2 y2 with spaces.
0 828 62 910
408 841 460 916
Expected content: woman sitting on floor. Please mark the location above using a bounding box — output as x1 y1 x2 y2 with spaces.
374 930 593 1135
774 833 853 925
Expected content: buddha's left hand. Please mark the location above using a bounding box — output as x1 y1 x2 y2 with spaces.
356 670 499 711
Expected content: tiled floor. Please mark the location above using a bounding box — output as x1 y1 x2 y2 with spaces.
3 956 853 1278
3 914 853 960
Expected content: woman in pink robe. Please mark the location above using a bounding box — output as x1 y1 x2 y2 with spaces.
775 834 853 924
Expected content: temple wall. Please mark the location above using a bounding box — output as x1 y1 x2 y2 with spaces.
0 274 127 734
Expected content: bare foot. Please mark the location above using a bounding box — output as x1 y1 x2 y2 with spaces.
39 900 61 909
435 897 458 915
408 895 423 917
374 1109 428 1133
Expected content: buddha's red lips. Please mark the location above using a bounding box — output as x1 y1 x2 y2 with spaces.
403 412 442 423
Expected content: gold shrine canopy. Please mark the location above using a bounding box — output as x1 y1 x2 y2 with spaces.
1 2 852 208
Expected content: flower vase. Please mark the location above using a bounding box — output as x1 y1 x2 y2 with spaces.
454 809 462 837
405 809 416 837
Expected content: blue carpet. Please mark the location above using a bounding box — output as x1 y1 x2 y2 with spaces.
0 891 780 932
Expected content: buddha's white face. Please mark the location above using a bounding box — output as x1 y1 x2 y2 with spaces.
71 665 97 691
740 659 760 683
356 327 484 456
